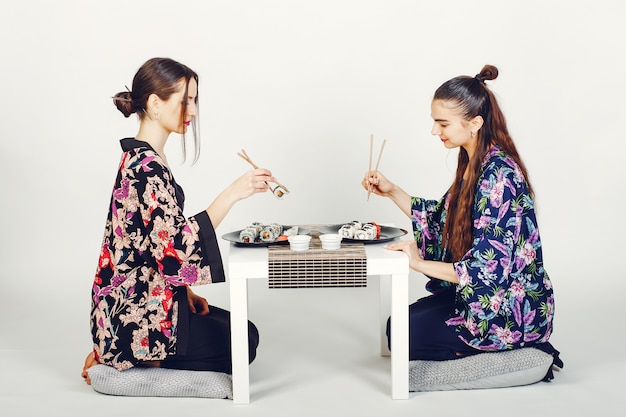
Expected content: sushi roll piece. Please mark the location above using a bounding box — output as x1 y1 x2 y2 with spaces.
349 220 361 230
338 220 364 239
239 227 258 243
354 229 369 240
368 222 381 238
259 226 278 242
273 185 288 199
268 223 283 236
250 222 264 234
283 226 299 236
338 224 355 238
362 223 379 239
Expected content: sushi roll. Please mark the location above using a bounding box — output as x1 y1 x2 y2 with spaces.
349 220 361 230
354 229 369 240
338 220 365 239
259 226 278 242
369 222 381 238
338 224 355 238
268 223 283 236
250 222 264 234
362 223 379 239
239 227 258 243
273 185 287 199
283 226 299 236
338 221 381 240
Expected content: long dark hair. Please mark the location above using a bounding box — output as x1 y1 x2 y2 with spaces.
435 64 533 261
113 57 200 164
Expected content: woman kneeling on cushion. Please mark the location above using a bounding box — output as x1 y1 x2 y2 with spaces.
82 57 273 382
364 65 562 378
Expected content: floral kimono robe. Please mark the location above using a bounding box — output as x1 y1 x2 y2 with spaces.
411 145 555 352
90 138 225 371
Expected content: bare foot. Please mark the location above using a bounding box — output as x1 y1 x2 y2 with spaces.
81 351 99 385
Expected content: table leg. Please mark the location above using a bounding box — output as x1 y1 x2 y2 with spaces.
390 272 409 400
379 275 391 357
229 278 250 404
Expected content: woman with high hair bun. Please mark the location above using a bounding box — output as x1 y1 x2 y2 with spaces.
82 57 272 383
363 65 562 377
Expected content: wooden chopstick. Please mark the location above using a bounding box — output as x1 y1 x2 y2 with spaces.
367 137 386 201
374 139 386 172
237 150 257 168
237 149 290 192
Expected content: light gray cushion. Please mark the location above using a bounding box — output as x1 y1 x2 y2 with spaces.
87 365 233 399
409 348 553 392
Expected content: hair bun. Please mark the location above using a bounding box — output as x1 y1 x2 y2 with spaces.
477 65 498 82
112 91 135 118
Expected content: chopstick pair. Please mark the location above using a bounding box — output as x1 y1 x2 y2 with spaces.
237 149 290 199
367 135 386 201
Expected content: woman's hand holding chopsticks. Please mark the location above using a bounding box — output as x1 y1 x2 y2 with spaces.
362 171 413 218
206 167 275 227
362 170 392 198
237 149 290 199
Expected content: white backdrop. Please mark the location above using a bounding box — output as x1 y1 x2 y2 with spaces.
1 0 625 375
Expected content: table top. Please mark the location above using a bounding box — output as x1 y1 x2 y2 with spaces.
227 239 409 279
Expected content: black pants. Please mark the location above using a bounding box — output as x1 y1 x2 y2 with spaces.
387 289 564 366
160 305 259 374
387 289 481 361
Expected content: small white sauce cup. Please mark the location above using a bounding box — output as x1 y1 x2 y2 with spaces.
288 235 311 251
319 234 342 250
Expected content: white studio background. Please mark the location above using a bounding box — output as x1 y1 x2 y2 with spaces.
1 0 625 384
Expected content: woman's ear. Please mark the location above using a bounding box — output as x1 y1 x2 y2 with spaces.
146 93 160 113
471 115 484 133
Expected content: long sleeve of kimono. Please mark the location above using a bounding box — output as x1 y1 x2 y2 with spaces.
410 194 454 293
411 195 447 261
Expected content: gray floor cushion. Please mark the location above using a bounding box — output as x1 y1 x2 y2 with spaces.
409 348 554 392
87 364 233 399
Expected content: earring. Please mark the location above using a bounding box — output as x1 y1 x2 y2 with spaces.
471 131 476 137
154 113 160 121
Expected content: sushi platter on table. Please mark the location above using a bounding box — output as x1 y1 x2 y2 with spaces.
222 221 407 247
221 222 310 247
317 221 407 244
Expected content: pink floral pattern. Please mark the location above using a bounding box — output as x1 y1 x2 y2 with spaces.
90 139 225 371
411 146 555 351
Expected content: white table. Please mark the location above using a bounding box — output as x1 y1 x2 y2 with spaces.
228 240 409 404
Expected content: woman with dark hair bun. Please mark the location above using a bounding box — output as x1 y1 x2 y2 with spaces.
363 65 562 377
82 57 273 382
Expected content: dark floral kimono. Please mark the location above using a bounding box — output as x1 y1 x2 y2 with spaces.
411 145 555 352
90 138 225 371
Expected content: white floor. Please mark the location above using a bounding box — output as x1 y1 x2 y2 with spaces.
1 276 624 417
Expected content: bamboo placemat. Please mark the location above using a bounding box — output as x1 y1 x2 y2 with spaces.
267 236 367 289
